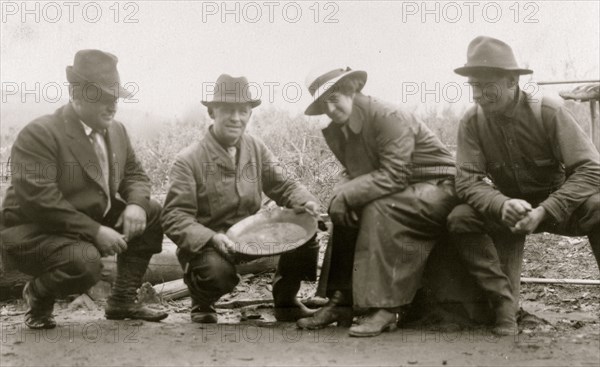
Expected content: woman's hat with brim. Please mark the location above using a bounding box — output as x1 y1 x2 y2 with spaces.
454 36 533 76
66 49 132 99
304 67 367 116
201 74 261 108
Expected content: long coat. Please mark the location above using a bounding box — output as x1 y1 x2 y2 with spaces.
161 128 317 265
1 103 152 243
323 93 458 308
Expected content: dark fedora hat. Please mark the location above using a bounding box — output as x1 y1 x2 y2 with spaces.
66 49 131 99
454 36 533 76
304 67 367 116
201 74 261 108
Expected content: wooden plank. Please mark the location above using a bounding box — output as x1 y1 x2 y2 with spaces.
521 277 600 285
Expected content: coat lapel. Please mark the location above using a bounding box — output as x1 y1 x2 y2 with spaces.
322 123 346 165
62 104 108 194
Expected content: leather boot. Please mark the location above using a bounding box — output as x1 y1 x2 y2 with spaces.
348 309 397 337
22 280 57 329
492 300 518 336
296 290 353 329
190 298 218 323
105 255 168 322
272 274 316 322
451 234 517 335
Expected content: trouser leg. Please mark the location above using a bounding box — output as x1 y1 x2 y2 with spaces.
104 200 168 321
4 232 103 298
490 230 525 310
449 233 514 306
325 225 358 305
182 247 240 308
106 199 163 303
3 233 102 329
448 203 524 313
272 235 319 306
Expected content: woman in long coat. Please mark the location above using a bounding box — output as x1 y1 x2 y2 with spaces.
296 68 459 337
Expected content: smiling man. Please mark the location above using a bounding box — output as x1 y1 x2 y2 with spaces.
449 36 600 314
161 74 320 324
0 50 168 329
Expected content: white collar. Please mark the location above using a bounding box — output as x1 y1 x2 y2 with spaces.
80 120 93 136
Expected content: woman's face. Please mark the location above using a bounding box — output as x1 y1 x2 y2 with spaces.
320 91 355 124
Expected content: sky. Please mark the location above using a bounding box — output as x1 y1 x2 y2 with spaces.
1 0 599 123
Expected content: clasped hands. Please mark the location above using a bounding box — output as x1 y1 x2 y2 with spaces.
501 199 547 234
94 204 147 256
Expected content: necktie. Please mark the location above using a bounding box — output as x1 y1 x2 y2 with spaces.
227 146 237 166
90 130 111 213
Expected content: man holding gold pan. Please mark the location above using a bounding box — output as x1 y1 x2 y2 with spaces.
161 74 321 324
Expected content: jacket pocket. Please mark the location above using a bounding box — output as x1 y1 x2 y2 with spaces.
524 157 564 193
533 158 556 167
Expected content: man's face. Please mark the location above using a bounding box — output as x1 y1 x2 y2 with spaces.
72 91 118 130
320 91 354 125
467 72 517 115
210 103 252 146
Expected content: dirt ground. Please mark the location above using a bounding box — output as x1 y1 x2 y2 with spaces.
1 233 599 367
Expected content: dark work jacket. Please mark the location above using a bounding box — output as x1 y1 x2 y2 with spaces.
161 128 317 264
456 89 600 223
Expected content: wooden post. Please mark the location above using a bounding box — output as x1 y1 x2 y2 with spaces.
591 100 600 151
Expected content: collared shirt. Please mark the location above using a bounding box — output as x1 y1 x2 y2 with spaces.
456 89 600 223
209 126 239 166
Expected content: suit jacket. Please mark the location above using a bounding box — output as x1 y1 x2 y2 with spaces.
161 128 316 263
1 103 151 242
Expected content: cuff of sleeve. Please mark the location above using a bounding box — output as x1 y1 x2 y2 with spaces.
490 193 510 219
188 229 217 254
539 198 565 224
127 197 151 215
81 220 102 242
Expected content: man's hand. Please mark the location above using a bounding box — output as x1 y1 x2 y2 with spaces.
501 199 532 228
293 201 321 217
115 204 147 241
328 195 359 228
94 225 127 257
511 206 547 234
210 233 237 260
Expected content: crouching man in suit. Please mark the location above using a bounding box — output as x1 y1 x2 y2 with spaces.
0 50 168 329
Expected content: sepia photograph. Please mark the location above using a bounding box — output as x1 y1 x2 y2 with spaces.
1 1 599 366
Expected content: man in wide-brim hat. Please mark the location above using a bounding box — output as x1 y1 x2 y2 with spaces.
296 67 464 337
161 74 321 323
448 36 600 320
0 49 168 329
